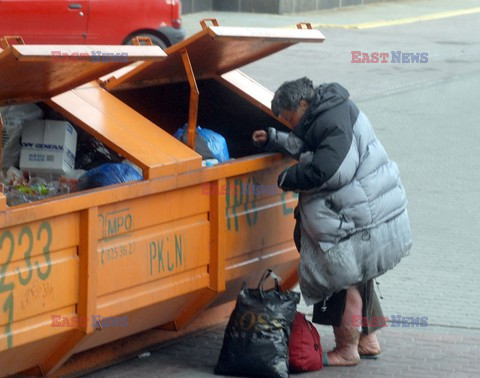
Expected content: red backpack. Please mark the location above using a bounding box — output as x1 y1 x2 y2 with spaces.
289 312 323 372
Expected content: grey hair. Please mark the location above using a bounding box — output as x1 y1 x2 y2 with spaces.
271 77 315 116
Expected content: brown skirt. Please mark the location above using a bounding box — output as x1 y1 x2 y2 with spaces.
312 279 384 335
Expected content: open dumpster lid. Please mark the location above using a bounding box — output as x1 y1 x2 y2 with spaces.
48 82 201 179
103 24 325 91
0 44 166 106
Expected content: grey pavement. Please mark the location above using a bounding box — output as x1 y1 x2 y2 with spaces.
85 0 480 377
182 0 480 37
88 325 480 377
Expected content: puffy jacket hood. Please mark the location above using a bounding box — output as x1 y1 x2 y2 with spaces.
294 83 350 139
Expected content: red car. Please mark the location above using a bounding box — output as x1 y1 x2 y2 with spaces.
0 0 185 48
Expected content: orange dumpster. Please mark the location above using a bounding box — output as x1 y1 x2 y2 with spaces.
0 22 324 376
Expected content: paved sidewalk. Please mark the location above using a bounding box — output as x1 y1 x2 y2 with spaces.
94 323 480 378
182 0 480 36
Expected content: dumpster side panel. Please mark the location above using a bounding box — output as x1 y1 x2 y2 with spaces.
96 215 209 296
0 214 81 375
209 162 299 307
0 185 216 374
0 326 78 376
94 185 211 324
223 168 298 255
76 290 209 353
71 186 217 352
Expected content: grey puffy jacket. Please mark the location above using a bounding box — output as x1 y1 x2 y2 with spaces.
266 83 408 251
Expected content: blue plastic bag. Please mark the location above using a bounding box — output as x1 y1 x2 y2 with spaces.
79 163 143 190
174 124 230 162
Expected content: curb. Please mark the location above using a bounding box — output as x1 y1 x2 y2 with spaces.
182 0 407 15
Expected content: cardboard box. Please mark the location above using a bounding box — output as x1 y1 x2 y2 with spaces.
19 120 77 175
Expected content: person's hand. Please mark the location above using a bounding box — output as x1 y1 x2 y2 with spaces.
252 130 268 147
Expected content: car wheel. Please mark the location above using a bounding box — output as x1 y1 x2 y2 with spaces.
126 34 168 49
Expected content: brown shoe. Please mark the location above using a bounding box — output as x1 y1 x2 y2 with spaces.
324 325 361 366
358 332 381 359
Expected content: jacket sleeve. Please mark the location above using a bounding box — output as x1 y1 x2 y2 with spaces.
264 127 304 160
278 122 355 191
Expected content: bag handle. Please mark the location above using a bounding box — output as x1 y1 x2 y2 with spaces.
257 269 281 293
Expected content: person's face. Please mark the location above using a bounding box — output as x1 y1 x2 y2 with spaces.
278 99 309 127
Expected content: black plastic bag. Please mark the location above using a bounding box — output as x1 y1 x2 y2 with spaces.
75 128 123 170
215 270 300 378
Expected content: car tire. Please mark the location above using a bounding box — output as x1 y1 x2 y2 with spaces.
126 33 168 49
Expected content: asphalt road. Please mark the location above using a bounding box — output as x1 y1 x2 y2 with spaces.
85 1 480 376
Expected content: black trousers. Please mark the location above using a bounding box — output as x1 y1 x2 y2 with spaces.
312 279 384 335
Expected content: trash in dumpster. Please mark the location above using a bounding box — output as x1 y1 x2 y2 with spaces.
75 127 124 170
19 119 78 175
0 103 44 169
78 162 143 190
1 166 72 206
122 158 143 176
111 79 289 162
174 124 230 163
1 102 144 206
202 158 219 167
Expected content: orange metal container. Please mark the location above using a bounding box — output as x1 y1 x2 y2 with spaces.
0 23 324 376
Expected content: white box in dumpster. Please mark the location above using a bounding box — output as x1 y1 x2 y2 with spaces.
19 119 77 174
